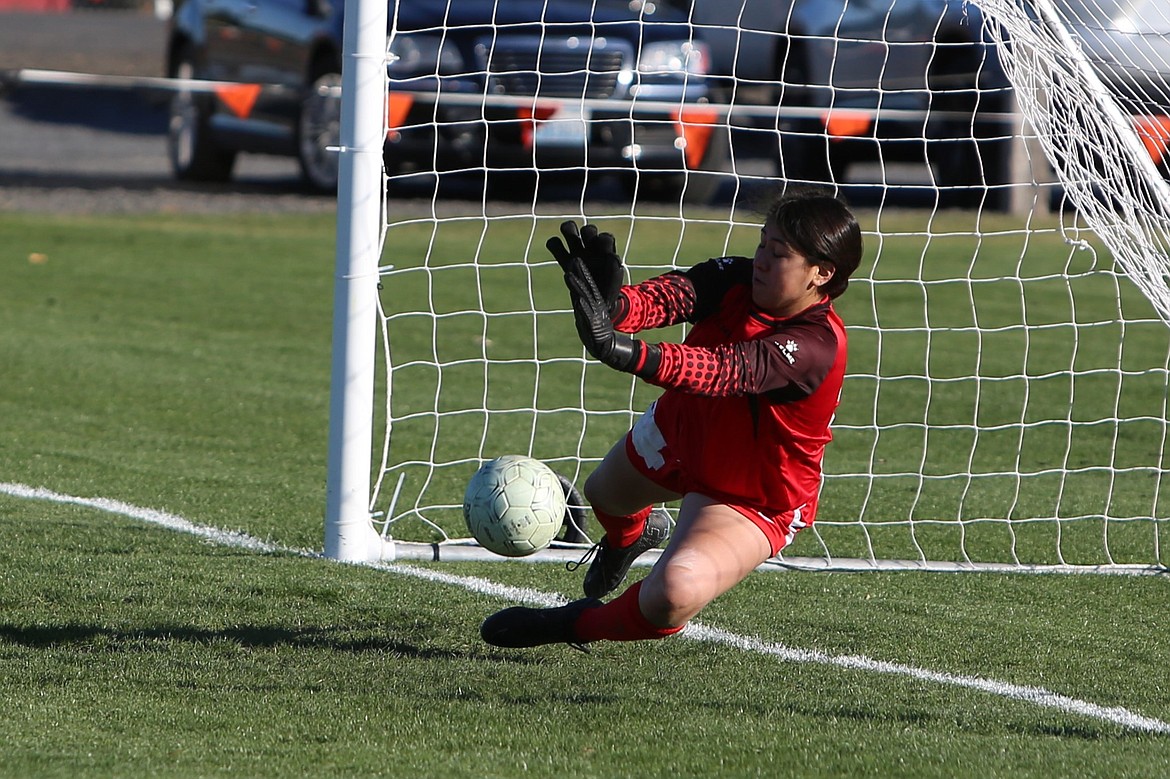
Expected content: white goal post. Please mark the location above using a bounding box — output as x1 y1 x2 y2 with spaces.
325 0 1170 573
323 0 391 562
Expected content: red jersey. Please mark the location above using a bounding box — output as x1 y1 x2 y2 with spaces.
615 256 847 517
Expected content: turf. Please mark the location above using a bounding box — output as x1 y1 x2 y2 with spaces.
1 212 1169 778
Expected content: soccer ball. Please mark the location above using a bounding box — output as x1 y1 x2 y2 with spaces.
463 455 566 557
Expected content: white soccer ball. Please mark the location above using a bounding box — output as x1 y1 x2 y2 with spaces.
463 455 566 557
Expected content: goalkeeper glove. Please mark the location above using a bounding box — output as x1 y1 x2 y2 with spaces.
546 224 660 378
546 220 624 318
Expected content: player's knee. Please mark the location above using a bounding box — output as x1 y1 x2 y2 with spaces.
639 561 708 628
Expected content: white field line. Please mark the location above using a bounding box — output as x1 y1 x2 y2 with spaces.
3 480 1168 735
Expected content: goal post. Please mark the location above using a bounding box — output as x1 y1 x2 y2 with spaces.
323 0 392 563
326 0 1170 573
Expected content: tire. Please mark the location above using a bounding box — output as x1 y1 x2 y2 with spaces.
297 69 343 192
925 39 1013 211
775 47 846 187
928 119 1013 212
778 120 843 187
167 51 236 182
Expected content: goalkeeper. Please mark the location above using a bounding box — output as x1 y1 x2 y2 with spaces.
482 187 863 649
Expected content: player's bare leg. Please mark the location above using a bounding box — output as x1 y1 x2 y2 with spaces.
584 435 679 516
565 494 773 645
637 493 774 629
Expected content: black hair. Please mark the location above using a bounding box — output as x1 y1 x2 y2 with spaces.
765 186 863 299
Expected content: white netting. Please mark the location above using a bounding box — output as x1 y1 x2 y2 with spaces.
979 0 1170 320
356 0 1169 571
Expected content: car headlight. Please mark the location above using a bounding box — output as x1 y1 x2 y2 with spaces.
387 34 464 77
637 40 709 76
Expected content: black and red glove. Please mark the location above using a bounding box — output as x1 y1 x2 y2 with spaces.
546 221 660 378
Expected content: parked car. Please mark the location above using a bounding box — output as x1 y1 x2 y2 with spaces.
682 0 1015 208
164 0 728 200
1059 0 1170 174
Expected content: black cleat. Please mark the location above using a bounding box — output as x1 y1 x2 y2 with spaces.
481 597 602 650
575 508 671 599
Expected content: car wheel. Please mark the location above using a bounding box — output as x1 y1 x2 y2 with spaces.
298 69 342 192
926 42 1014 211
167 51 236 182
778 123 845 187
775 48 844 187
928 120 1013 211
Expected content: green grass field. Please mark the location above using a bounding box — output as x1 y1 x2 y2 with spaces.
2 211 1169 778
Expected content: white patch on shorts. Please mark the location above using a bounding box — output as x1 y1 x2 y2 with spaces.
631 401 669 470
782 504 806 550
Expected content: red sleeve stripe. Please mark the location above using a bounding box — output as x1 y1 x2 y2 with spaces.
650 342 751 396
614 272 696 333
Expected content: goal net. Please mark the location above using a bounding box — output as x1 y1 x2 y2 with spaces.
326 0 1170 573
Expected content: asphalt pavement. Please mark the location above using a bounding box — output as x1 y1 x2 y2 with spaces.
0 9 324 214
0 9 167 77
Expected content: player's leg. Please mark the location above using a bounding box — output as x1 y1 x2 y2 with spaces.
479 435 679 650
586 427 682 513
570 493 773 643
479 494 772 649
636 493 774 628
575 435 678 598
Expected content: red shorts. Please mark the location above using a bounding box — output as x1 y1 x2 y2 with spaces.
624 404 810 556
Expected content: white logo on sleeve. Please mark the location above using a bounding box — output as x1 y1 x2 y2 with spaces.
774 339 799 364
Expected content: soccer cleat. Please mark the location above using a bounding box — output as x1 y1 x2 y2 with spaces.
480 597 602 650
577 508 671 599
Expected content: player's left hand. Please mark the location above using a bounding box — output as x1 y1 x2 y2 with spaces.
561 266 645 374
545 221 623 317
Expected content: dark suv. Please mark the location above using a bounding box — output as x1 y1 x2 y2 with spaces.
688 0 1015 208
165 0 727 200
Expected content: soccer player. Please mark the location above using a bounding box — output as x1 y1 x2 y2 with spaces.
481 187 863 649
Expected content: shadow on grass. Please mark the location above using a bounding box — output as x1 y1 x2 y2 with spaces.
0 621 468 660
